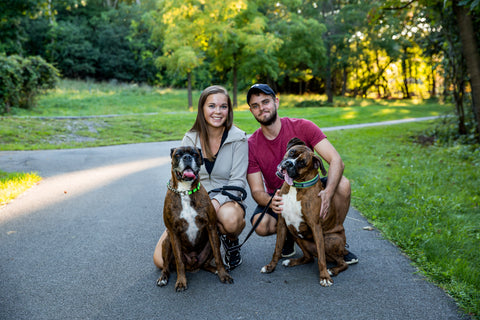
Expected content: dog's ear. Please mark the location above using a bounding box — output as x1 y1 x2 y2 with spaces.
170 148 176 158
287 137 306 150
196 147 203 165
313 154 327 176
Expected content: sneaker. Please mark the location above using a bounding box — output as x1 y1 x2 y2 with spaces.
221 235 242 271
281 232 296 258
344 250 358 265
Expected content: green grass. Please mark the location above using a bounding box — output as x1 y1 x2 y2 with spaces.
0 79 451 151
9 79 200 116
330 121 480 317
1 80 478 317
0 170 42 206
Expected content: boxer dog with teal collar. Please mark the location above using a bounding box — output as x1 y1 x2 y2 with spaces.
157 146 233 291
261 138 348 286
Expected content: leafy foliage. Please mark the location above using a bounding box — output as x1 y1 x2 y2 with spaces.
0 55 58 114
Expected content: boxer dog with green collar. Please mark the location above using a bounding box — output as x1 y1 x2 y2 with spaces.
261 138 348 286
156 146 233 292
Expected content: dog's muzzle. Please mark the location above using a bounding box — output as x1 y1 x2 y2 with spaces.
277 159 298 186
176 155 199 181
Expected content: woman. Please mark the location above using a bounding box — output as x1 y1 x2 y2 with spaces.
153 85 248 270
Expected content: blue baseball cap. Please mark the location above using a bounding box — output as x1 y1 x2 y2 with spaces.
247 84 276 105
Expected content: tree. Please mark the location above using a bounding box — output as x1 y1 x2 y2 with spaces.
47 18 99 78
0 0 52 55
206 0 282 107
268 3 326 95
92 4 153 82
151 0 209 109
379 0 480 139
452 0 480 139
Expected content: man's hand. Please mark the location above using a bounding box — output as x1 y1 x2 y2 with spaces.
271 190 284 215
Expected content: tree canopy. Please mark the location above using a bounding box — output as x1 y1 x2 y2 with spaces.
1 0 479 139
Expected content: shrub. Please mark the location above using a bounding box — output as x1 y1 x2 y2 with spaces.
0 55 59 114
0 55 21 113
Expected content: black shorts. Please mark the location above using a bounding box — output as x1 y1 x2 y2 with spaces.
250 177 327 224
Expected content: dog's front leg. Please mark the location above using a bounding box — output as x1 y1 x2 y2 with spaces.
282 237 314 267
261 216 287 273
169 231 188 292
207 224 233 284
157 234 172 287
312 223 333 287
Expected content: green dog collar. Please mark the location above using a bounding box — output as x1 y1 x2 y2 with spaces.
292 174 320 188
167 180 201 195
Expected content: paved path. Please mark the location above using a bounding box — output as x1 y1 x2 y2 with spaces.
0 118 471 320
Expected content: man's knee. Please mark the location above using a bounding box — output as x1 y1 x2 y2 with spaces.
338 176 351 200
252 214 277 236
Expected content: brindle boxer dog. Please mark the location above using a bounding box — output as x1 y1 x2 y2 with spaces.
156 146 233 291
261 138 348 286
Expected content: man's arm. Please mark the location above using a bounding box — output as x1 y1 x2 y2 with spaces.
247 172 283 214
314 139 345 218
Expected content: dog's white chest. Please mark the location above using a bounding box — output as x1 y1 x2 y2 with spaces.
179 194 199 243
281 188 304 231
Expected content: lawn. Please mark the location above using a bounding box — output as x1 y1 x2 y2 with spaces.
331 121 480 317
1 79 450 151
0 170 42 206
1 80 478 317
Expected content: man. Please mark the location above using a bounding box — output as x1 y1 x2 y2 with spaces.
246 83 358 263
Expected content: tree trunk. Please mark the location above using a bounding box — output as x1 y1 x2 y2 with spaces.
187 72 192 110
325 41 333 103
453 1 480 140
430 67 436 98
341 67 347 96
233 59 238 108
402 46 411 99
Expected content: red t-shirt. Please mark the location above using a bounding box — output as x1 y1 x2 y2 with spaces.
248 117 327 193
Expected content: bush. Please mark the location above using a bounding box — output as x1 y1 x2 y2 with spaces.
0 55 21 113
0 55 59 114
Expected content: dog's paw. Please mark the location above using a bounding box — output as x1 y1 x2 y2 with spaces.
328 269 333 276
217 269 234 284
261 265 275 273
319 278 333 287
220 273 234 284
175 280 188 292
156 276 168 287
282 259 291 267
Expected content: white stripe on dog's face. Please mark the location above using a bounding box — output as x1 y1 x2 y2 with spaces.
177 153 200 173
179 193 199 244
278 155 302 185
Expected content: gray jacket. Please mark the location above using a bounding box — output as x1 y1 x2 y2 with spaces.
182 125 248 207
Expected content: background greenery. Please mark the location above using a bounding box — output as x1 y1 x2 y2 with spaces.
1 0 479 316
335 122 479 317
0 80 479 317
0 79 450 150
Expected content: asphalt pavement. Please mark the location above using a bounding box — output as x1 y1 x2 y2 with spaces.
0 119 472 319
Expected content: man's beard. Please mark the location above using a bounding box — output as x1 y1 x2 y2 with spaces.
255 107 278 126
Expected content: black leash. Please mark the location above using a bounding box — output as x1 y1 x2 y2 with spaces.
209 186 275 252
226 191 276 251
208 185 247 202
